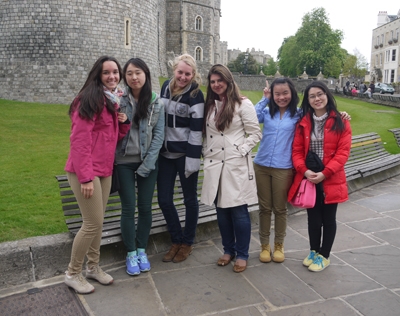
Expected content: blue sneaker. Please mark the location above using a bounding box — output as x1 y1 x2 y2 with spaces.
126 255 140 276
303 250 318 267
138 252 151 272
308 254 330 272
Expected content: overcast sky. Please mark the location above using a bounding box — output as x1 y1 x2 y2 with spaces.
220 1 400 64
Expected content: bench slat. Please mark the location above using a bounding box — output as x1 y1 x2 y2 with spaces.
56 132 400 246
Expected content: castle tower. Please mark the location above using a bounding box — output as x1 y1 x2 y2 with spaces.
165 0 221 79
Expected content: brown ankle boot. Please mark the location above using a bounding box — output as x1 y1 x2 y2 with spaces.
162 244 181 262
172 244 193 263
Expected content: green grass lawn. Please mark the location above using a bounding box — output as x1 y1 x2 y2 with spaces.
0 88 399 243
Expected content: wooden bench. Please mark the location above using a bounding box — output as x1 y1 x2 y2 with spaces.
56 156 260 246
345 132 400 180
388 127 400 148
57 133 400 246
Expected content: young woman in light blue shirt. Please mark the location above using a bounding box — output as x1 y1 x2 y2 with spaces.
254 77 300 264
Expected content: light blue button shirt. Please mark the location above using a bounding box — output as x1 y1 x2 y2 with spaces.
254 97 301 169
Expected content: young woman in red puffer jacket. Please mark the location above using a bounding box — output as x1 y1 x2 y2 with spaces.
288 81 351 273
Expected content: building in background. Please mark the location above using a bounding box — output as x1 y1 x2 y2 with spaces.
370 10 400 84
227 48 272 65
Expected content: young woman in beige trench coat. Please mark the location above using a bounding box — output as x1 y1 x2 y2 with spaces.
201 64 262 273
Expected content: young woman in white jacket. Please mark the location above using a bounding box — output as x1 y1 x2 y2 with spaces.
201 64 262 273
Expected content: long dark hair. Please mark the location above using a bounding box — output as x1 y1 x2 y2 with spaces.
269 77 299 118
204 64 242 132
123 58 152 125
301 81 345 132
69 56 121 119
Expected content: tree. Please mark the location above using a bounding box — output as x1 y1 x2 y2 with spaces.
342 49 368 79
227 53 259 74
277 37 298 77
263 58 277 76
277 7 345 77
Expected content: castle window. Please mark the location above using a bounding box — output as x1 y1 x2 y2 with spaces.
195 47 203 61
124 17 131 49
195 16 203 31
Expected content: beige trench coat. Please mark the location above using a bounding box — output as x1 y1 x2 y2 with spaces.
200 98 262 208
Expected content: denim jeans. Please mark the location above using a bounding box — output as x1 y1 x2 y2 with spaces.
157 155 199 245
117 162 158 252
216 203 251 261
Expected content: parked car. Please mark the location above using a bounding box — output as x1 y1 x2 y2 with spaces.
375 83 395 95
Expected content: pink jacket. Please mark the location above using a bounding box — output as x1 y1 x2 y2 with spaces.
288 111 352 204
65 100 130 183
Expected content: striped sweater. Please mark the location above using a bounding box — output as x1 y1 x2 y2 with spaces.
160 79 205 177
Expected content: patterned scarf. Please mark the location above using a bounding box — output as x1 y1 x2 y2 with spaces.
103 85 124 106
310 112 328 160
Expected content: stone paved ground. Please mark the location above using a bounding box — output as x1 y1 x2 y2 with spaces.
1 176 400 315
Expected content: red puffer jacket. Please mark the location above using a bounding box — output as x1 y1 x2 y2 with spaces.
287 111 352 204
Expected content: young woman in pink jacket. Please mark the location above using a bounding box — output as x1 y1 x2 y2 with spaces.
64 56 130 294
288 81 351 272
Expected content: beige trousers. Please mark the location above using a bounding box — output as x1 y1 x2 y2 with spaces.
67 172 111 274
254 164 294 245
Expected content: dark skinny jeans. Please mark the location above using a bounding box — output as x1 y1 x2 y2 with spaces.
116 162 158 252
307 188 338 259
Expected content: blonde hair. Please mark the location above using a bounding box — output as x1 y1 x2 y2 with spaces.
170 53 202 97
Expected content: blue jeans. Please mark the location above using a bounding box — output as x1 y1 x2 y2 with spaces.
216 203 251 260
157 155 199 245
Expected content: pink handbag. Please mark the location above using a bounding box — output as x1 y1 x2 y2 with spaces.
290 179 316 208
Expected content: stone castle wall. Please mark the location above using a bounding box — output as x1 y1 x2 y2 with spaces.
0 0 160 104
0 0 222 104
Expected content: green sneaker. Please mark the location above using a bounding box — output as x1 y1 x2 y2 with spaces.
308 254 330 272
303 250 318 267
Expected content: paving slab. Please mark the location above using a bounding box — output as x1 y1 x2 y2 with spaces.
373 228 400 247
83 275 165 316
354 193 400 212
152 265 265 315
216 305 264 315
282 259 381 299
385 210 400 221
336 202 383 223
343 289 400 316
346 216 400 233
266 299 360 316
244 261 321 307
335 245 400 288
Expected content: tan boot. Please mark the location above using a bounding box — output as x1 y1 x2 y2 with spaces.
273 242 285 263
259 244 271 263
162 244 181 262
172 244 193 263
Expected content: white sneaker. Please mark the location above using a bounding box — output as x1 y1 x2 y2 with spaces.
86 265 113 285
64 272 94 294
